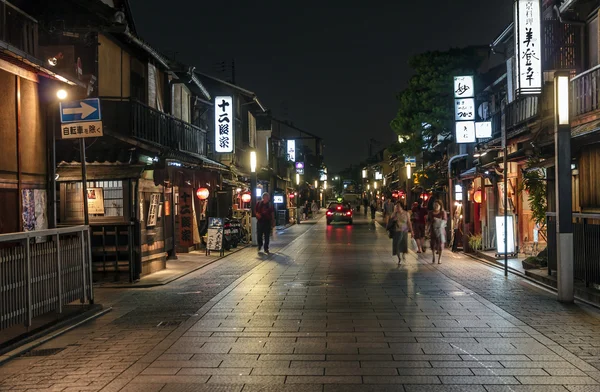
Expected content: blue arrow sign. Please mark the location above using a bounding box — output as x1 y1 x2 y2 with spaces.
404 157 416 164
60 98 101 123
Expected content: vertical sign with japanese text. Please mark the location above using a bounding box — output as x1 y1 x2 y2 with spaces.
287 140 296 162
215 96 234 153
454 76 475 144
515 0 542 96
178 187 194 249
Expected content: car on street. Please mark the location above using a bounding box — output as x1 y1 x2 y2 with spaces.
326 202 353 225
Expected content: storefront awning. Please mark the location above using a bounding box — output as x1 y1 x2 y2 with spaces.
56 162 146 181
459 167 477 180
572 119 600 139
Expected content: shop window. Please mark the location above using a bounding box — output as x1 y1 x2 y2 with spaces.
63 181 124 220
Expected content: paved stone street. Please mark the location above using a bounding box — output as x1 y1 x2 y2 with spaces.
1 215 600 392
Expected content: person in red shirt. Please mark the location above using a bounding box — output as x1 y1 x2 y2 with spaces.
411 199 428 253
255 192 275 254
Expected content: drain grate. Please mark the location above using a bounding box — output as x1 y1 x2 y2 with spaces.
156 321 182 328
21 347 66 357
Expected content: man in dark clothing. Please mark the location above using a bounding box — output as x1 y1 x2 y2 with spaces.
255 192 275 254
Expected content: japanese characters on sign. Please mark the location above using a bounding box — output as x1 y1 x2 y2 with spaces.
273 195 284 204
61 121 103 140
215 96 234 153
475 121 493 139
455 121 476 144
454 75 476 144
455 98 475 121
86 188 105 215
454 76 474 99
147 193 160 227
515 0 542 95
287 140 296 162
295 162 304 175
178 188 194 248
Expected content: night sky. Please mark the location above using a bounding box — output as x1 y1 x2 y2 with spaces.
129 1 513 172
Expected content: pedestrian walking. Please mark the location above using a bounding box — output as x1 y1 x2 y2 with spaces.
311 200 319 218
388 202 413 264
255 192 275 254
363 197 369 215
370 199 377 219
428 200 447 264
383 198 394 225
411 199 427 253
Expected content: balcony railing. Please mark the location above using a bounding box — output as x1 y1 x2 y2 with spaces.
505 96 539 130
0 1 38 57
101 98 207 156
571 65 600 118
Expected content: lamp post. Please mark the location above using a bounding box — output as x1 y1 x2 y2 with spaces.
554 71 574 303
250 151 258 246
406 164 412 206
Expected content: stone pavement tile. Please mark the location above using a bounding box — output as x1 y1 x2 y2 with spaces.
192 355 258 361
324 367 398 376
459 355 531 361
129 375 210 383
139 367 181 375
363 375 441 384
207 375 285 384
430 361 503 368
243 385 322 392
325 386 405 392
219 360 290 368
516 376 599 385
471 368 548 376
527 355 568 361
160 384 243 392
439 376 520 384
501 361 578 369
148 360 222 368
291 361 359 368
250 368 324 376
405 386 486 392
178 368 252 375
361 360 432 368
286 375 362 384
564 386 600 392
545 368 590 376
396 368 474 376
484 387 570 392
258 354 325 361
327 354 393 361
117 383 166 392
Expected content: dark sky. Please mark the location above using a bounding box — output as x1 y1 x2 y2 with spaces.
129 1 513 172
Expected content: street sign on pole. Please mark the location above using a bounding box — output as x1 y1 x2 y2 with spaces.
60 98 101 123
404 157 416 167
60 121 103 139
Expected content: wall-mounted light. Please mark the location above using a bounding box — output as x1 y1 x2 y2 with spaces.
296 173 300 185
56 89 68 100
250 151 257 173
556 74 570 126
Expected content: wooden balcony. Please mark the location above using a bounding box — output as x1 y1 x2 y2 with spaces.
572 65 600 119
0 1 38 57
101 98 207 156
505 96 539 130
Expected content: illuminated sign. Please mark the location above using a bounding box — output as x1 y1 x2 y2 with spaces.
287 140 296 162
375 172 383 180
295 162 304 175
496 215 516 254
455 121 476 144
454 76 474 98
475 121 492 139
455 98 475 121
215 96 233 153
273 195 284 204
515 0 542 95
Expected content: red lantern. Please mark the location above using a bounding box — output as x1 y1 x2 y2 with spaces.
241 193 252 203
473 190 482 204
289 193 295 199
196 187 210 200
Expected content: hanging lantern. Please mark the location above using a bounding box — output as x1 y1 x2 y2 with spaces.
241 193 252 203
473 190 482 204
196 187 210 200
289 193 295 199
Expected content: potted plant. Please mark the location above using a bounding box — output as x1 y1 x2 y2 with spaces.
468 234 483 252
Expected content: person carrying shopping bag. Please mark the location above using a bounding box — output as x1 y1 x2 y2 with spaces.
389 202 413 265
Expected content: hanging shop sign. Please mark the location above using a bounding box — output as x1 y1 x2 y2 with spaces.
215 96 233 153
178 188 194 248
455 98 475 121
455 121 476 144
496 215 516 254
514 0 542 96
147 193 160 227
475 121 492 139
454 76 474 98
295 162 305 175
287 140 296 162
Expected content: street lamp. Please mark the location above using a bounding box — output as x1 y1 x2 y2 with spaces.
56 89 68 100
362 169 367 178
554 71 573 303
374 181 377 190
296 173 300 185
314 180 318 188
250 151 258 246
324 180 327 190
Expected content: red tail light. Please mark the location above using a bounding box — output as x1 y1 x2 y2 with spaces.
337 206 342 211
346 211 352 216
326 211 333 216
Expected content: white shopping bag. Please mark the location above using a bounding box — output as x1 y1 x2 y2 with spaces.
411 238 418 252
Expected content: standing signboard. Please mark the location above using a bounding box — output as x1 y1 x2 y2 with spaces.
495 215 516 255
206 217 224 256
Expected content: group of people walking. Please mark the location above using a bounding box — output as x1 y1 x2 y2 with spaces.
385 198 447 265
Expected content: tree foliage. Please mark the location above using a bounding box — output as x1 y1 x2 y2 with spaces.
390 47 487 157
518 158 547 226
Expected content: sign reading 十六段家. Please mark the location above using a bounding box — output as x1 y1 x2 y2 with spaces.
514 0 542 96
215 96 234 153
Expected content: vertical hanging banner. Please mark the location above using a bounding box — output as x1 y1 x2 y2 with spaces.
215 96 234 153
514 0 542 96
287 140 296 162
454 75 475 144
